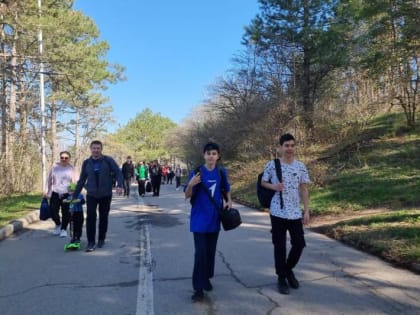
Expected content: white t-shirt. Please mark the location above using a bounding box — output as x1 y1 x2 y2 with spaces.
262 159 310 220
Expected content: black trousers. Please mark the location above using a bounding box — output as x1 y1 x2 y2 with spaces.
270 215 306 278
176 176 181 188
49 192 70 229
151 176 161 196
192 232 219 291
86 195 112 243
70 211 84 239
123 177 131 196
138 179 145 196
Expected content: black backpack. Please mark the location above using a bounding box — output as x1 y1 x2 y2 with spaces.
257 159 284 208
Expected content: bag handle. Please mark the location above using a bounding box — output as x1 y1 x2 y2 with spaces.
274 158 284 209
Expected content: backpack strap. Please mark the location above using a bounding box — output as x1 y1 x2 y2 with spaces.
274 158 284 209
190 164 227 206
196 168 225 213
218 165 228 202
103 155 115 176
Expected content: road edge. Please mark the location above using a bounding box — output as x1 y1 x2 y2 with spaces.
0 210 40 241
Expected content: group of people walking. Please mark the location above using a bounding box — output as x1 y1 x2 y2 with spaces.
44 141 184 251
44 140 123 252
43 133 310 302
185 134 310 301
120 157 183 197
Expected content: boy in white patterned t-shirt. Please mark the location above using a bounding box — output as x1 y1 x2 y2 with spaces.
261 133 310 295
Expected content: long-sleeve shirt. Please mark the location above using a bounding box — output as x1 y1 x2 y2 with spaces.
45 163 77 197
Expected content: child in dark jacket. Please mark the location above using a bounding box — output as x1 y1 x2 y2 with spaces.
65 183 85 245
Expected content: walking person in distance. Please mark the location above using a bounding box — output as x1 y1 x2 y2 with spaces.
72 140 123 252
121 155 134 197
175 164 182 190
261 133 310 294
150 160 162 196
136 161 148 197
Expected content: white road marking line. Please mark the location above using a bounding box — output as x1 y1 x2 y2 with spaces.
136 200 154 315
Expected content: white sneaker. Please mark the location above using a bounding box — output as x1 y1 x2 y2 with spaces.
52 225 61 235
59 230 68 238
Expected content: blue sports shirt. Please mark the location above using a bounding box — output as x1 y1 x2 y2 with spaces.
187 165 231 232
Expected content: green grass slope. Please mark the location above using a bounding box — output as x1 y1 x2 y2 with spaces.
231 113 420 272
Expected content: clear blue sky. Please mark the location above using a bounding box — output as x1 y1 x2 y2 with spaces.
73 0 260 129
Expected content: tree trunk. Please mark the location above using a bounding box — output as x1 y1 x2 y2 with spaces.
7 35 17 188
51 100 57 164
75 108 81 172
302 0 313 132
1 23 7 155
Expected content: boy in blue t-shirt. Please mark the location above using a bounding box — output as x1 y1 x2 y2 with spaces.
184 142 232 302
64 183 85 247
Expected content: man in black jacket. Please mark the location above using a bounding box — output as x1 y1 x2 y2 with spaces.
73 140 123 252
150 160 162 196
121 156 134 197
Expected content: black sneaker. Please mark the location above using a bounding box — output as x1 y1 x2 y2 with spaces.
277 278 290 295
85 242 96 252
286 270 299 289
98 240 105 248
191 290 204 302
204 280 213 291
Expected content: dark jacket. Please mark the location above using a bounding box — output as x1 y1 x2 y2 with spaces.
73 155 123 199
122 161 135 179
150 164 162 178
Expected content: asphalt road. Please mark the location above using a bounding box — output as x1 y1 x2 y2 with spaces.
0 183 419 315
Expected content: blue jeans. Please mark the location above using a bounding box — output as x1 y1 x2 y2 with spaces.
192 232 219 291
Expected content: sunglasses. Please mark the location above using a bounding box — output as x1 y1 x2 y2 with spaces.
60 156 69 160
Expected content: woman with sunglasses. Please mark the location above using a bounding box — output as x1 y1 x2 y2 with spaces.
44 151 78 237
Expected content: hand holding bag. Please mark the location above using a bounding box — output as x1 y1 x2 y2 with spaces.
39 197 51 221
198 183 242 231
217 207 242 231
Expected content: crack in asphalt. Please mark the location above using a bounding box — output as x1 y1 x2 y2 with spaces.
154 276 191 282
217 249 282 314
327 259 419 314
0 280 139 298
216 250 248 288
256 288 281 315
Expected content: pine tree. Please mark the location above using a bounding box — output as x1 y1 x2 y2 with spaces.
244 0 347 132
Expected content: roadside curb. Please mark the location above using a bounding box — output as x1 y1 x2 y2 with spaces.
0 210 40 242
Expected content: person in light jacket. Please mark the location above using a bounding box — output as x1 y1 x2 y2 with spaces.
44 151 78 237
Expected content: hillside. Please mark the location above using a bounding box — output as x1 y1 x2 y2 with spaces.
233 113 420 214
231 113 420 273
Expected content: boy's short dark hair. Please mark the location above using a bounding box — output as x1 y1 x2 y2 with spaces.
279 133 295 145
90 140 103 148
203 142 220 154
